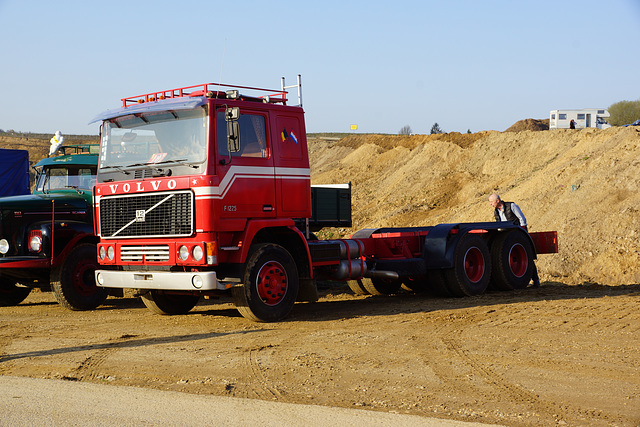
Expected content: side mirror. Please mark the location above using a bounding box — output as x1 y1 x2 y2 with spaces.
226 121 240 153
225 107 240 153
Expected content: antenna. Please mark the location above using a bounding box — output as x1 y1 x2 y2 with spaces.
281 74 302 107
216 38 228 98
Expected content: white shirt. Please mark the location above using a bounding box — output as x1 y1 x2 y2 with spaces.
497 202 527 227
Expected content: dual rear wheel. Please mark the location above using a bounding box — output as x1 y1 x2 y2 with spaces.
345 230 535 298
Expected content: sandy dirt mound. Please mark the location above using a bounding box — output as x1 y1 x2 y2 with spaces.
310 126 640 286
505 118 550 132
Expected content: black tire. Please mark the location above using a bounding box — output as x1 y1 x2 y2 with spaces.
140 290 200 315
232 244 299 322
490 230 535 290
401 276 428 293
443 234 491 297
361 277 402 295
347 279 370 295
425 269 454 297
50 243 108 310
0 277 31 306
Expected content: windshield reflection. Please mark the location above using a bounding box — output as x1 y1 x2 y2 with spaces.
99 107 207 173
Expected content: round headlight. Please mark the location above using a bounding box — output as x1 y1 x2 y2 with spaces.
107 245 115 261
96 272 104 285
0 239 9 254
178 245 189 261
99 246 106 260
192 245 203 261
29 235 43 252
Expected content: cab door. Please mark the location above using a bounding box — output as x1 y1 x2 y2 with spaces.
215 108 276 220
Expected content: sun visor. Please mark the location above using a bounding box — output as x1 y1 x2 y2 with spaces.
89 96 208 124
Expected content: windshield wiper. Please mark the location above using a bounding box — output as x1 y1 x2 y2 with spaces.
99 165 131 175
153 159 201 169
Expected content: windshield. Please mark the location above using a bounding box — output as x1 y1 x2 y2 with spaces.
99 106 207 173
35 166 97 193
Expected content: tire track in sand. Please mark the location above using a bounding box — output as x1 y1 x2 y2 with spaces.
241 344 282 400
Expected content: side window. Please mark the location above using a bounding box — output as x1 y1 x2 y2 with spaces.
78 167 97 189
276 115 303 160
559 114 567 120
217 110 268 159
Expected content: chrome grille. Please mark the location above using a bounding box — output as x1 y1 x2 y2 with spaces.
100 191 193 238
121 245 170 262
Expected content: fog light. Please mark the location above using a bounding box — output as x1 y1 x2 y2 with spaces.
99 246 106 260
96 272 104 285
178 245 189 261
0 238 9 254
107 246 115 261
192 245 203 261
192 275 203 289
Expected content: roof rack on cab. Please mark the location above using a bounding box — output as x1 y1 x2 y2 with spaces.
121 75 303 108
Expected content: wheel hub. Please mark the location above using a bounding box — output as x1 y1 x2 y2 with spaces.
508 243 528 277
257 261 288 306
464 247 485 283
72 259 98 296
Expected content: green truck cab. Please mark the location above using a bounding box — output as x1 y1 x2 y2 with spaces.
0 145 108 309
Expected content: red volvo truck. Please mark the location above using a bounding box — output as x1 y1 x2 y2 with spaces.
92 76 557 321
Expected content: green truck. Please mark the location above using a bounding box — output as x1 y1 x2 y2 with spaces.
0 145 108 309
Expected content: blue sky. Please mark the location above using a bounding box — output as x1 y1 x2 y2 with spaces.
0 0 638 136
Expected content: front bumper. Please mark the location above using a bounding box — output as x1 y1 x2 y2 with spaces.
95 269 232 291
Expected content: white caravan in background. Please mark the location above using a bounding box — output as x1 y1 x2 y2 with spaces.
549 109 612 129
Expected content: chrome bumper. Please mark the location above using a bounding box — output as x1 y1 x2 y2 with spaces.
95 269 231 291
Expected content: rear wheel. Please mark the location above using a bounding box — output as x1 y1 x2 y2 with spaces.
0 277 31 306
490 230 534 290
232 244 299 322
362 277 402 295
425 269 454 297
443 234 491 297
401 277 428 293
347 279 370 295
141 291 200 315
51 243 108 310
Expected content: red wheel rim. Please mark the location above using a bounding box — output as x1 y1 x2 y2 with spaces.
256 261 288 306
464 247 485 283
508 243 528 278
72 258 99 296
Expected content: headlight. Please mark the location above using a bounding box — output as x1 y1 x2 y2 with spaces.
192 245 203 261
0 239 9 254
107 245 115 261
99 246 106 260
178 245 189 261
29 235 43 252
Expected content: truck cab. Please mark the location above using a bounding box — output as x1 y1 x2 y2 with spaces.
0 145 107 309
93 80 316 318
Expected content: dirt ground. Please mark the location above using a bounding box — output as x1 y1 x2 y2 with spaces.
1 127 640 425
0 284 638 426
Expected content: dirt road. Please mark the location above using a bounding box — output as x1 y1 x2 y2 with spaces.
1 283 638 426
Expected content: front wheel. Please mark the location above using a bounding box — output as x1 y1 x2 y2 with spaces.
232 244 299 322
141 290 200 315
51 243 108 310
0 277 31 306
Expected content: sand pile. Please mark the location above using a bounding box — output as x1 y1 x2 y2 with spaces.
505 118 549 132
310 126 640 286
